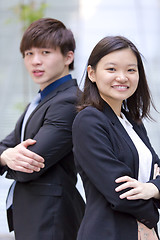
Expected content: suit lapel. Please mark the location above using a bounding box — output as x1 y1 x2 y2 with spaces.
36 78 77 110
103 102 139 178
123 111 150 149
125 116 156 180
18 79 77 141
27 78 77 120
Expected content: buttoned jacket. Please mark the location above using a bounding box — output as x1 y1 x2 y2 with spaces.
0 79 85 240
72 102 160 240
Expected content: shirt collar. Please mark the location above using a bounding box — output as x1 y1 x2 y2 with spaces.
118 112 133 129
40 74 72 100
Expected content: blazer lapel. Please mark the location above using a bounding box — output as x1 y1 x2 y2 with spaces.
26 78 77 120
34 78 77 110
103 102 139 179
17 79 77 142
125 115 156 180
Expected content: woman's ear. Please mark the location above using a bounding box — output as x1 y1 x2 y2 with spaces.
87 65 96 83
65 51 74 66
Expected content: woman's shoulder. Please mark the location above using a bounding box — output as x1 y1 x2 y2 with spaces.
73 106 108 129
76 106 105 119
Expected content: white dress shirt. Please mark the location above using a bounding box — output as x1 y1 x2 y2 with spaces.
118 113 152 182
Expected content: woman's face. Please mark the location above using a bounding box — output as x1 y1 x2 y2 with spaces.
87 48 139 115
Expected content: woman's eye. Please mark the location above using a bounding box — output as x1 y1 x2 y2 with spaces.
128 69 136 72
107 68 116 71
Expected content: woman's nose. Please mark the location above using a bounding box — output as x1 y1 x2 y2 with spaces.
115 75 128 82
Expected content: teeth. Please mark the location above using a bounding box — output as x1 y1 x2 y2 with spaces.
113 86 128 89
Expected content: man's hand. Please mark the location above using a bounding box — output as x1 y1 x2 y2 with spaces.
115 175 160 200
0 139 45 173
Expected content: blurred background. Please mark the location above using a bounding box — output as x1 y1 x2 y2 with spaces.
0 0 160 239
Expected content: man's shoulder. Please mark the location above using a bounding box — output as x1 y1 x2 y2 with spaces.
62 78 78 94
54 78 79 101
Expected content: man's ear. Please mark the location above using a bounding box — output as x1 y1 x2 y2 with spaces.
65 51 74 66
87 65 96 82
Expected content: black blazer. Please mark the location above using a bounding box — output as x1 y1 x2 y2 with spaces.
72 102 160 240
0 79 85 240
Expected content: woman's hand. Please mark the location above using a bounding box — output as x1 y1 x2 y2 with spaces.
153 163 160 179
115 175 160 200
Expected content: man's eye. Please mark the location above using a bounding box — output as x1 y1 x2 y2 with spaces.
42 51 50 54
25 52 32 56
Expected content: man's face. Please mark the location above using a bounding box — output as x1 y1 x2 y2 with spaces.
24 47 73 90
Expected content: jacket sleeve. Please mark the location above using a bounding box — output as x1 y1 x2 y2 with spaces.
5 97 77 182
0 129 19 175
72 107 159 229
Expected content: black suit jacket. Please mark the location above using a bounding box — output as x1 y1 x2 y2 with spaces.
72 102 160 240
0 79 85 240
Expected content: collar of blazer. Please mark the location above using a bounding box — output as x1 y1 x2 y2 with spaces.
39 78 78 106
102 100 143 136
102 101 155 180
102 100 138 139
23 78 77 114
102 100 142 178
16 78 78 136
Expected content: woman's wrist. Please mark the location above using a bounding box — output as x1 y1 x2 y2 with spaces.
149 183 160 199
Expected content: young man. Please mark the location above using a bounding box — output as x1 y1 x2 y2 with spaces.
0 18 85 240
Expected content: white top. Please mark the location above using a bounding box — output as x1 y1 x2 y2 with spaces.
118 113 152 182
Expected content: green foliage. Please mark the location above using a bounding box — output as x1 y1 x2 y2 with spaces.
8 1 48 31
5 1 48 109
14 102 26 113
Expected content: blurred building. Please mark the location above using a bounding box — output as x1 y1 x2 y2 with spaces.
0 0 160 238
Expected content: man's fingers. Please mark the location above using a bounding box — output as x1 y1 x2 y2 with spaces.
17 142 45 164
25 158 44 170
12 165 40 173
15 154 45 170
1 140 45 173
21 139 37 148
22 148 44 163
13 166 34 173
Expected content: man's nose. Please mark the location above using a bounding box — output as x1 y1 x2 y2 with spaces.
32 54 42 65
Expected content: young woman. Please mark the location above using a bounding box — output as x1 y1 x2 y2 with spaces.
72 36 160 240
